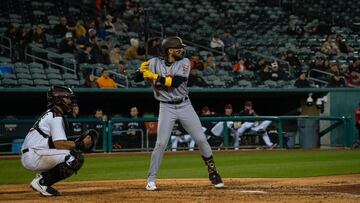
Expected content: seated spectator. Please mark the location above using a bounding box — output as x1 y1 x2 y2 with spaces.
104 15 116 34
76 43 93 64
84 73 98 88
221 29 236 49
327 72 346 87
68 20 87 39
53 16 69 37
59 32 77 53
314 20 332 35
294 71 311 88
190 53 204 71
96 68 117 88
347 70 360 87
254 57 267 72
171 121 195 151
95 45 111 64
128 16 144 33
114 15 128 33
124 38 144 60
69 106 84 137
234 101 276 149
88 108 107 149
349 58 360 73
203 53 216 74
32 25 47 47
146 37 162 57
285 50 301 72
188 69 208 87
232 57 246 73
335 34 354 54
110 44 123 64
287 18 304 36
321 35 340 56
210 34 225 51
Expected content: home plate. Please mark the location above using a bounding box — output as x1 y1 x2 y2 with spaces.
240 190 267 194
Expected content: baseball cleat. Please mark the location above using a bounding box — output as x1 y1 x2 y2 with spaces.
145 182 157 191
209 172 224 188
30 174 60 196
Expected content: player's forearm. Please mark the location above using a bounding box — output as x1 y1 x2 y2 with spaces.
53 140 76 150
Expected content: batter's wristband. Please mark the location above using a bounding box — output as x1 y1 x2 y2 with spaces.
164 76 172 87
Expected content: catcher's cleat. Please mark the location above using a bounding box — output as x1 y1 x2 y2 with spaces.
209 172 224 188
145 181 157 191
30 174 60 196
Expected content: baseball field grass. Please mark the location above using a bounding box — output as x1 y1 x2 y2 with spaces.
0 149 359 185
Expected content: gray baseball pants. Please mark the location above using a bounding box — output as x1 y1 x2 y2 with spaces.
147 99 212 182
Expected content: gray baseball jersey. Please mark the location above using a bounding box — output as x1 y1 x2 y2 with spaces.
146 57 213 183
148 57 190 101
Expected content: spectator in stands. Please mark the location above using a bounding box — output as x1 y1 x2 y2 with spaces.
84 73 98 88
335 34 354 54
321 35 340 56
32 25 47 47
190 53 204 71
104 36 114 50
114 15 128 33
68 20 87 39
146 37 162 57
221 29 236 49
95 45 111 64
327 72 346 87
347 69 360 87
217 57 232 71
110 44 123 64
171 121 195 151
314 20 332 35
124 38 144 60
294 71 311 88
95 15 107 39
128 16 144 33
285 50 301 73
203 53 216 74
254 57 267 72
188 69 209 87
268 62 288 81
59 32 77 53
232 57 246 73
53 16 69 37
210 34 225 51
354 103 360 148
76 43 93 64
104 15 116 34
125 106 145 148
287 18 304 36
96 68 117 88
349 58 360 73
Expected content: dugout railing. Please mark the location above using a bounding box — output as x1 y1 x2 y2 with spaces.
0 115 354 154
0 118 107 155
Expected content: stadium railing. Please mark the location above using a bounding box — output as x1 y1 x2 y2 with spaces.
0 115 354 154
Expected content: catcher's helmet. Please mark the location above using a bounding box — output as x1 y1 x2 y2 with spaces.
161 36 186 50
47 85 77 114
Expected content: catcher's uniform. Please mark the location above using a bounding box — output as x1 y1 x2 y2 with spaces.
21 109 72 172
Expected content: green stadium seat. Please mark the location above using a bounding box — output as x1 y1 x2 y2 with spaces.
2 78 18 86
17 73 32 80
49 79 65 86
47 73 62 80
64 79 80 87
31 73 47 80
33 79 50 86
1 73 16 79
18 79 34 86
29 62 43 69
29 68 45 74
62 73 77 80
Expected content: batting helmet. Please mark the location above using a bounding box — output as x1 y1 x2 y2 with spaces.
161 36 186 50
47 85 77 114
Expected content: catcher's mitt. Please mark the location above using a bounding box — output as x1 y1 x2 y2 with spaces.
75 129 99 153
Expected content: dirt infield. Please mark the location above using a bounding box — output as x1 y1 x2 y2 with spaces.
0 174 359 203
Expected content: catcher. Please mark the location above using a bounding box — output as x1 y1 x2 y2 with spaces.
21 86 98 196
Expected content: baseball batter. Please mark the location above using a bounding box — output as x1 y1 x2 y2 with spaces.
21 86 96 196
137 36 224 190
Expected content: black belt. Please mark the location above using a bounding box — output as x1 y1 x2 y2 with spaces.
22 148 29 154
160 97 188 105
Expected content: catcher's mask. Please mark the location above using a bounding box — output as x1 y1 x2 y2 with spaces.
161 36 186 61
47 85 77 114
